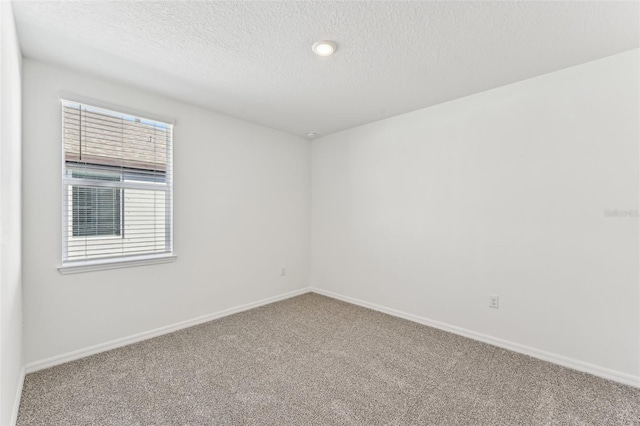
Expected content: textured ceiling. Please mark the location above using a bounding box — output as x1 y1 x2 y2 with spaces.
12 1 640 137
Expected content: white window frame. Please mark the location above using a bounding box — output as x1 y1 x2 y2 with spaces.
58 94 177 274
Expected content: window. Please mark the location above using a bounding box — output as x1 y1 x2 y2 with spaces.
71 171 122 237
61 100 174 271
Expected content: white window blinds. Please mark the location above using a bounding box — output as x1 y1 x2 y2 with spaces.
61 100 173 266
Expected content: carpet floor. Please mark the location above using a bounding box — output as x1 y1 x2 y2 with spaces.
17 293 640 425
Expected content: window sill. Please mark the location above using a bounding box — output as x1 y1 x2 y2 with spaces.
58 254 177 275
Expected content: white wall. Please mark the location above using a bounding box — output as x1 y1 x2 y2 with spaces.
0 1 23 424
312 50 640 380
22 59 311 365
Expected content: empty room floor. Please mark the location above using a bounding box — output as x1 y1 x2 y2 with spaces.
17 293 640 425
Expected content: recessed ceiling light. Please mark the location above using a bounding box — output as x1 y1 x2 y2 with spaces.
312 40 337 57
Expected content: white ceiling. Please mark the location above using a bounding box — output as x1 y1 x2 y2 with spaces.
12 1 640 137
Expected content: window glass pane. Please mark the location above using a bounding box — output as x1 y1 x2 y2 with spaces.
63 103 169 171
72 184 121 237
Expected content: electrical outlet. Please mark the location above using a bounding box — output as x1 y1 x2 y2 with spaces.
489 295 499 309
281 267 286 276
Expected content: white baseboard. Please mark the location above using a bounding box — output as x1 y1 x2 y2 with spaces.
311 287 640 389
10 366 26 426
25 287 312 374
23 286 639 389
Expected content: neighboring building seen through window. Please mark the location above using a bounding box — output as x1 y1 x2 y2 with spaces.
61 100 173 264
71 171 122 237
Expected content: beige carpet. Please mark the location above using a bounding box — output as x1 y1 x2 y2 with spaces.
17 293 640 425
